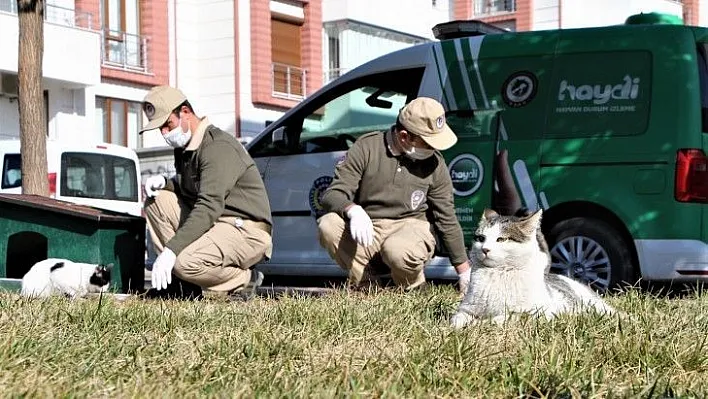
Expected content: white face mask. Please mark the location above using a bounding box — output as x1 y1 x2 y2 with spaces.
163 117 192 148
401 133 436 160
405 146 436 160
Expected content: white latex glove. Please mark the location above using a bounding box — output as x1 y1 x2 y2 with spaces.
145 175 167 198
346 205 374 247
458 267 471 294
152 248 176 290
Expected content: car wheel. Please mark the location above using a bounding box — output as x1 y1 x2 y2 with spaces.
545 217 637 293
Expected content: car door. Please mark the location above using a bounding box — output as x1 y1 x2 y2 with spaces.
249 68 426 276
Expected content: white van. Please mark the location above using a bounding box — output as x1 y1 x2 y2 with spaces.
0 140 142 217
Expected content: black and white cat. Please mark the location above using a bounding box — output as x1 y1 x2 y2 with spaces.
21 258 113 299
450 208 616 328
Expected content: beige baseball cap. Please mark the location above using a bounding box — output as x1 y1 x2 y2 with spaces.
398 97 457 150
138 85 188 134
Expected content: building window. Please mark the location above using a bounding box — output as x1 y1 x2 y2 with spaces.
271 17 305 99
95 97 143 148
100 0 145 71
326 33 341 83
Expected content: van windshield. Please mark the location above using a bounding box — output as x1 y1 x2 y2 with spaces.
60 152 138 202
1 154 21 189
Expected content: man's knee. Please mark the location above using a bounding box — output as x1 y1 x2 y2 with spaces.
380 232 433 272
144 190 178 219
173 240 221 279
317 212 345 247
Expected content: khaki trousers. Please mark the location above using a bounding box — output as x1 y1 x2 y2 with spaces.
144 190 272 292
317 212 436 289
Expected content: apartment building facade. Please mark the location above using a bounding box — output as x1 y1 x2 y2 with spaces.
0 0 168 150
0 0 700 175
455 0 700 32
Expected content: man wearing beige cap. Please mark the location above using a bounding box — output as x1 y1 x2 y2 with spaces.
317 97 471 292
139 85 273 299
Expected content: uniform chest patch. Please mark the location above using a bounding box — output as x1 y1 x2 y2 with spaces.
411 190 425 210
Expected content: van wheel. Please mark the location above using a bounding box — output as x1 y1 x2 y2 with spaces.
545 217 636 293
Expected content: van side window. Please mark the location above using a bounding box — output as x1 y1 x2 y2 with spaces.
697 43 708 133
298 87 408 154
1 154 21 189
250 68 425 157
60 153 138 202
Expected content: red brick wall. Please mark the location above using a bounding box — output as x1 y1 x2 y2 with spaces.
453 0 472 20
250 0 322 109
251 0 272 106
471 0 533 33
302 0 322 97
515 0 532 32
74 0 99 30
684 0 699 26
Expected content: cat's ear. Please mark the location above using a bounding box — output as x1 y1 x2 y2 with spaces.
519 208 543 233
481 208 498 221
97 263 114 272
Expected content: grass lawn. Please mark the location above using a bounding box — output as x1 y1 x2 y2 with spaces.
0 284 706 398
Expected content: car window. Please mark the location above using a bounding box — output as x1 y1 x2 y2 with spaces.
60 152 138 202
298 88 408 154
1 154 21 189
249 67 426 157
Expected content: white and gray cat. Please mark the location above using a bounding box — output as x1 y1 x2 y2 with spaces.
450 208 615 328
21 258 113 299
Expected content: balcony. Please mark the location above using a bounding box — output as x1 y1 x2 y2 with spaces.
272 63 307 100
101 29 148 73
474 0 516 17
0 0 100 86
0 0 94 29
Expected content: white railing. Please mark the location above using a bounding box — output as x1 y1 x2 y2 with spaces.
474 0 516 16
272 63 307 100
101 29 149 73
0 0 93 30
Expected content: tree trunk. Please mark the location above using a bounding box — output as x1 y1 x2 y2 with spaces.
17 0 48 197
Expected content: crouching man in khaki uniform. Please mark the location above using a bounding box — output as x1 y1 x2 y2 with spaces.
318 97 471 292
139 86 273 298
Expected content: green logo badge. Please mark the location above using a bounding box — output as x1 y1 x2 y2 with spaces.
448 154 483 197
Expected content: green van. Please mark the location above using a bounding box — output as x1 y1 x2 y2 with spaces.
246 12 708 292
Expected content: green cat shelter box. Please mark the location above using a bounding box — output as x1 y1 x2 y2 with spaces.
0 194 145 293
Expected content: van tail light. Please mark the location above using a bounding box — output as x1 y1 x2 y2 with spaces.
48 172 57 198
675 149 708 203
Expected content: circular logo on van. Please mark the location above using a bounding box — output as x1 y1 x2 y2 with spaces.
502 71 537 108
448 154 483 197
